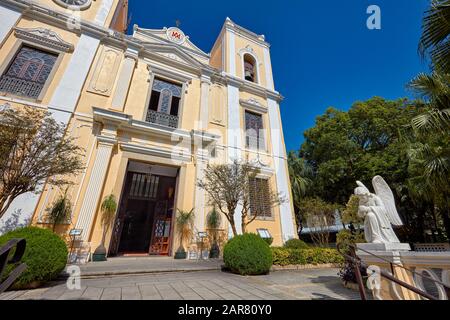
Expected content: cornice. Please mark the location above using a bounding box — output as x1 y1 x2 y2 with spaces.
223 17 270 49
92 107 221 146
239 98 267 114
2 1 283 101
223 73 283 102
14 26 74 52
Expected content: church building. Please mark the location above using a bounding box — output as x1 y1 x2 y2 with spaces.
0 0 296 258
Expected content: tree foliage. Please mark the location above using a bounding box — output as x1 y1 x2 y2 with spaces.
46 188 72 232
418 0 450 74
0 105 83 219
198 160 284 235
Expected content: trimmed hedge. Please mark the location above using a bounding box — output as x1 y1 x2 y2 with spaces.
223 233 273 275
0 227 68 289
283 238 309 249
271 247 344 266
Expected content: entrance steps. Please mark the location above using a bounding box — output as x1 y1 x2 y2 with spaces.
60 257 223 279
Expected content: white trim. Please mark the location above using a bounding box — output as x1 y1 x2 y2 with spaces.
263 46 274 90
53 0 92 11
228 30 236 76
120 142 191 163
14 27 74 52
75 140 114 241
94 0 114 26
240 98 267 114
238 47 261 85
268 98 295 241
227 82 242 235
0 5 20 47
49 34 100 120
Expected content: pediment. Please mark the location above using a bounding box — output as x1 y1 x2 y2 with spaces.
14 27 74 52
143 43 205 68
133 26 210 64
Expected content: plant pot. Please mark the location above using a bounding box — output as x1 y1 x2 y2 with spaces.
209 243 220 259
92 244 107 262
174 250 187 259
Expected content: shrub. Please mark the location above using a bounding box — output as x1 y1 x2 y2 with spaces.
336 229 365 254
271 247 344 266
223 233 272 275
336 229 366 284
0 227 68 289
283 238 309 249
261 237 273 246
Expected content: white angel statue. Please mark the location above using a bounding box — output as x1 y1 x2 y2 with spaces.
354 176 403 244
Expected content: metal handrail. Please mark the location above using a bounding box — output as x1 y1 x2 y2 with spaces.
0 238 27 294
337 243 450 300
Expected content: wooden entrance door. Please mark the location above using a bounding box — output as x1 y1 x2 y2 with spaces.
110 168 176 256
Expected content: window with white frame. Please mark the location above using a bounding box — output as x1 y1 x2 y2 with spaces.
146 78 182 128
0 45 58 99
245 110 265 150
248 177 272 218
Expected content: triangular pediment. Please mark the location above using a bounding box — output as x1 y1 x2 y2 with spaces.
143 43 205 69
133 26 210 65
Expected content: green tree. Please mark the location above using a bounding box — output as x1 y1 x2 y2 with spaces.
300 97 420 205
418 0 450 73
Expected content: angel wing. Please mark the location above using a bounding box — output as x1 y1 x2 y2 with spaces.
356 181 370 193
372 175 403 226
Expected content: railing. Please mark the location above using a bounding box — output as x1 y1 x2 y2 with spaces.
0 75 43 99
245 135 265 150
146 109 179 129
337 243 450 300
0 239 27 294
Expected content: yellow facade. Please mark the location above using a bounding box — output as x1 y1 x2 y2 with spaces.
0 0 297 259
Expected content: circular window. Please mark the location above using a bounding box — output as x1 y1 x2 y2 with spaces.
53 0 92 10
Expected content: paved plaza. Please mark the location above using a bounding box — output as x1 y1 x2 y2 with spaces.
0 268 361 300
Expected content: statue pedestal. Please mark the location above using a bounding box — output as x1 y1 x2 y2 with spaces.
357 243 411 253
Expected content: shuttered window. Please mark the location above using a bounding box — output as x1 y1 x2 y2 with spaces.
248 177 272 218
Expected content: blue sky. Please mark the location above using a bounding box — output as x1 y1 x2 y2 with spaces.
128 0 430 151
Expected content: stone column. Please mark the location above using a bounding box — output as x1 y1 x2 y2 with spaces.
111 50 138 111
75 137 115 241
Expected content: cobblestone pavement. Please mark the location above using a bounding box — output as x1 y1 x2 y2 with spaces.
0 268 361 300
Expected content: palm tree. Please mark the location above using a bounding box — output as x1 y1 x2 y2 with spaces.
174 208 195 259
206 207 222 258
100 195 118 247
288 151 314 235
288 151 313 209
419 0 450 73
93 194 117 261
408 72 450 133
47 188 72 233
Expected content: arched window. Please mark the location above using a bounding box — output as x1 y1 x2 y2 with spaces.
243 54 257 83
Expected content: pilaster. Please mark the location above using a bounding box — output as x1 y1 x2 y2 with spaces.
75 135 116 241
111 49 138 111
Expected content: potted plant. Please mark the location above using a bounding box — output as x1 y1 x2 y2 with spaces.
47 188 72 233
174 208 195 259
206 208 222 258
92 194 117 262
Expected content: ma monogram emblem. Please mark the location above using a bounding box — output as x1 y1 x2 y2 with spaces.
166 27 186 44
